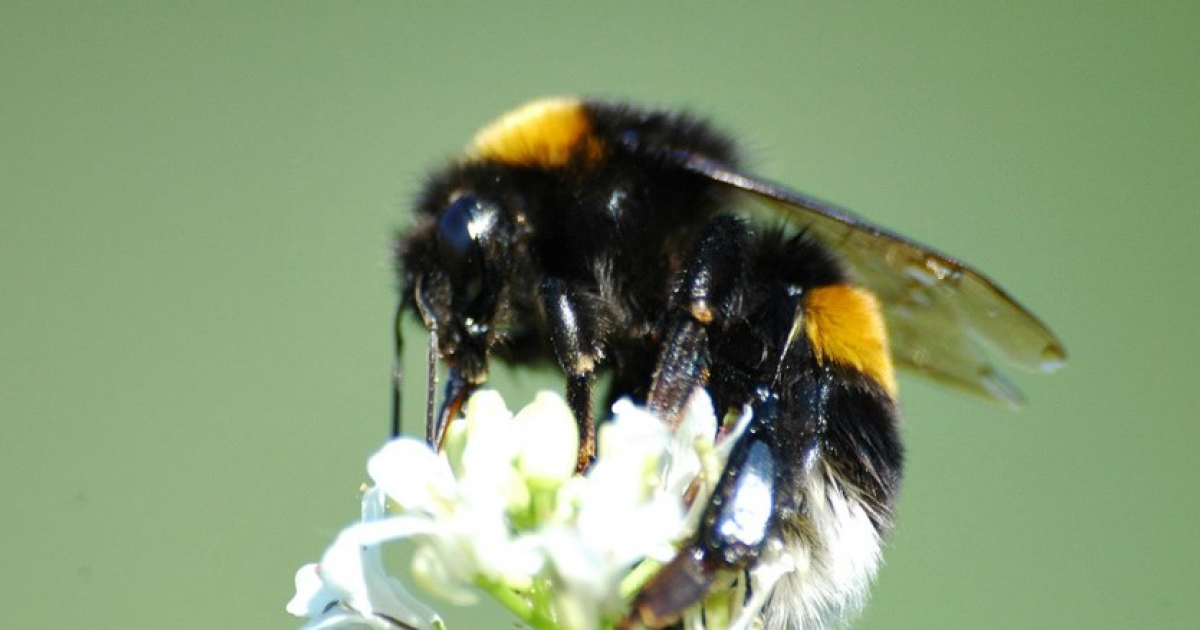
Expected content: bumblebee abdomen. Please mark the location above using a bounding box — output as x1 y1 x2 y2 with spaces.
803 284 897 397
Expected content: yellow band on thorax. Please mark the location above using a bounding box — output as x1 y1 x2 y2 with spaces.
468 97 604 168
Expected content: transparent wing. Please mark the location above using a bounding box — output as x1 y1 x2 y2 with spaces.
679 153 1067 407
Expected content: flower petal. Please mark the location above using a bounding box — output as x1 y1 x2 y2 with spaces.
318 518 444 630
368 439 457 515
662 389 718 497
287 563 335 617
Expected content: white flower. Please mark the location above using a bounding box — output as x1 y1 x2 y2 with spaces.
368 392 545 599
286 487 445 629
288 388 743 630
532 400 689 629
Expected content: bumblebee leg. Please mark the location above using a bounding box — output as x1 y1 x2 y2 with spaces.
647 215 747 425
628 389 821 628
542 277 601 471
635 219 847 627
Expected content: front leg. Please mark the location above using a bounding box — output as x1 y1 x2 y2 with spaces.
542 277 604 471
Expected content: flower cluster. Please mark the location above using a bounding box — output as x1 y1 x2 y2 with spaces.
287 389 738 630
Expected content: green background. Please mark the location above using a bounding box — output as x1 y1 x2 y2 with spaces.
3 2 1197 628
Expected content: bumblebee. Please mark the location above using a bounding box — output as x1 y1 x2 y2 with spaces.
393 98 1065 628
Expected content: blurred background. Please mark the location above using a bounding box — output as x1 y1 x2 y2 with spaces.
3 2 1197 628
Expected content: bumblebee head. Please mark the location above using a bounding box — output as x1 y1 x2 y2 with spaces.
398 181 521 383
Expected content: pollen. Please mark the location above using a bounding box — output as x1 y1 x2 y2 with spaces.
803 285 898 396
468 97 604 168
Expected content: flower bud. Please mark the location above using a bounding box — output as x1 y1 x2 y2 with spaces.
514 391 579 487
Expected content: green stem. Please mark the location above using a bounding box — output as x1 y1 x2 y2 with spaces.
476 576 558 630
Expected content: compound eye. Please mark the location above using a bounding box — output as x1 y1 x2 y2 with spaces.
436 193 487 307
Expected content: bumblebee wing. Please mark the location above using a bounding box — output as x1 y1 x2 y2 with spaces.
678 153 1067 407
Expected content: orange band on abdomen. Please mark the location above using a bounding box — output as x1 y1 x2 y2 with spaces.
803 284 897 396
